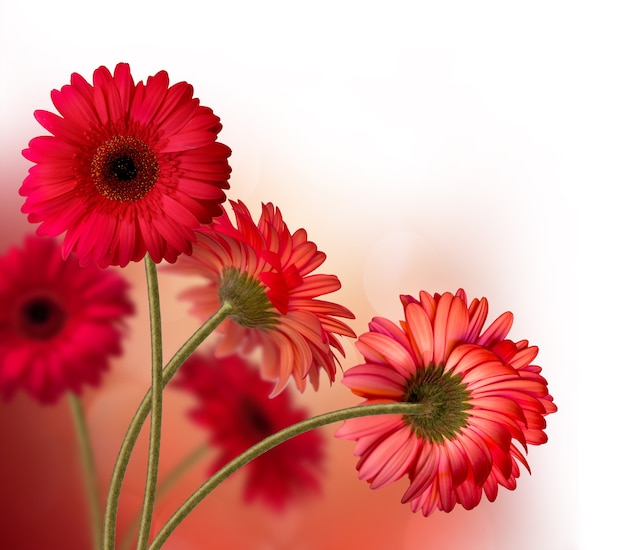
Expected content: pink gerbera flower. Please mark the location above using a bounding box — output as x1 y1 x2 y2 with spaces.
170 200 356 395
0 235 134 403
20 63 231 268
175 350 324 510
335 289 556 515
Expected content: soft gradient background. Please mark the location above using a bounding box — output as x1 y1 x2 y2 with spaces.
0 1 621 549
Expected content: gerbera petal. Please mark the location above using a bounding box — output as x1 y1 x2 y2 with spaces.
401 441 439 503
362 427 418 489
477 311 514 346
404 302 434 368
355 332 416 378
442 441 469 487
336 414 404 442
466 296 488 342
51 81 99 128
341 364 408 398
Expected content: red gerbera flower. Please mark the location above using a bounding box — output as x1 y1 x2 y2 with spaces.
169 200 356 395
20 62 231 268
0 235 134 403
335 289 556 516
175 350 324 511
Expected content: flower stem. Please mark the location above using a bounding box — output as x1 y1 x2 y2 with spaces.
102 300 234 550
135 257 164 550
118 445 208 550
67 392 101 550
148 402 426 549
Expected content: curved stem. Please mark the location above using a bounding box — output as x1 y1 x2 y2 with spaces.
148 402 426 549
119 445 208 550
67 392 101 550
102 301 233 550
135 257 164 549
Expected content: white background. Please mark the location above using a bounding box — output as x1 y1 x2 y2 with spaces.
1 1 623 548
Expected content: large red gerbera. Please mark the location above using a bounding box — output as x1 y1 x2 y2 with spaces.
0 235 134 403
20 63 231 268
175 350 324 511
169 200 356 395
335 289 556 515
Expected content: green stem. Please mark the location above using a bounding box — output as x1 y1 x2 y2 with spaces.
119 445 208 550
148 402 426 550
68 392 101 550
135 257 164 550
102 301 234 550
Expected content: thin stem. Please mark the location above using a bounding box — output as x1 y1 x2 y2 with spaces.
148 402 426 549
119 445 208 550
135 257 164 550
102 301 234 550
68 392 101 550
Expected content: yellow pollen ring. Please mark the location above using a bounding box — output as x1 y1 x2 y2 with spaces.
91 135 159 202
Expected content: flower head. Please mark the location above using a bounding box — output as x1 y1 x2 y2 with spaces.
170 200 356 395
335 289 556 516
20 63 231 268
175 350 324 511
0 235 134 403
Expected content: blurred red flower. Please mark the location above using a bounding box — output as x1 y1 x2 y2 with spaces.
175 350 325 511
0 235 134 403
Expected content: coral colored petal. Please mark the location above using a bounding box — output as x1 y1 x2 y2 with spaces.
404 302 434 368
466 297 488 342
341 364 408 398
355 332 416 378
402 442 439 503
478 311 514 346
455 428 493 486
362 428 418 489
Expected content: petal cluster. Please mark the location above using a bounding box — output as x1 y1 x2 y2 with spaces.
171 200 356 395
0 236 134 403
20 63 231 268
336 289 556 515
175 350 324 510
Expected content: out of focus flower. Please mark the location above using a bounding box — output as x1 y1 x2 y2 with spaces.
20 62 231 268
0 235 134 403
175 350 324 510
170 200 355 395
336 289 556 515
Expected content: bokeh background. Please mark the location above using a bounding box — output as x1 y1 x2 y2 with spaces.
1 1 622 548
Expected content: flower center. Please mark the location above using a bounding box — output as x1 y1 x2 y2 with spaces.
403 364 471 443
240 396 274 438
218 267 279 329
91 135 159 201
18 295 67 340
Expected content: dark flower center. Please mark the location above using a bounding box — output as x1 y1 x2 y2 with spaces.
403 364 471 443
91 135 159 201
240 396 274 438
109 155 138 181
18 295 67 340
